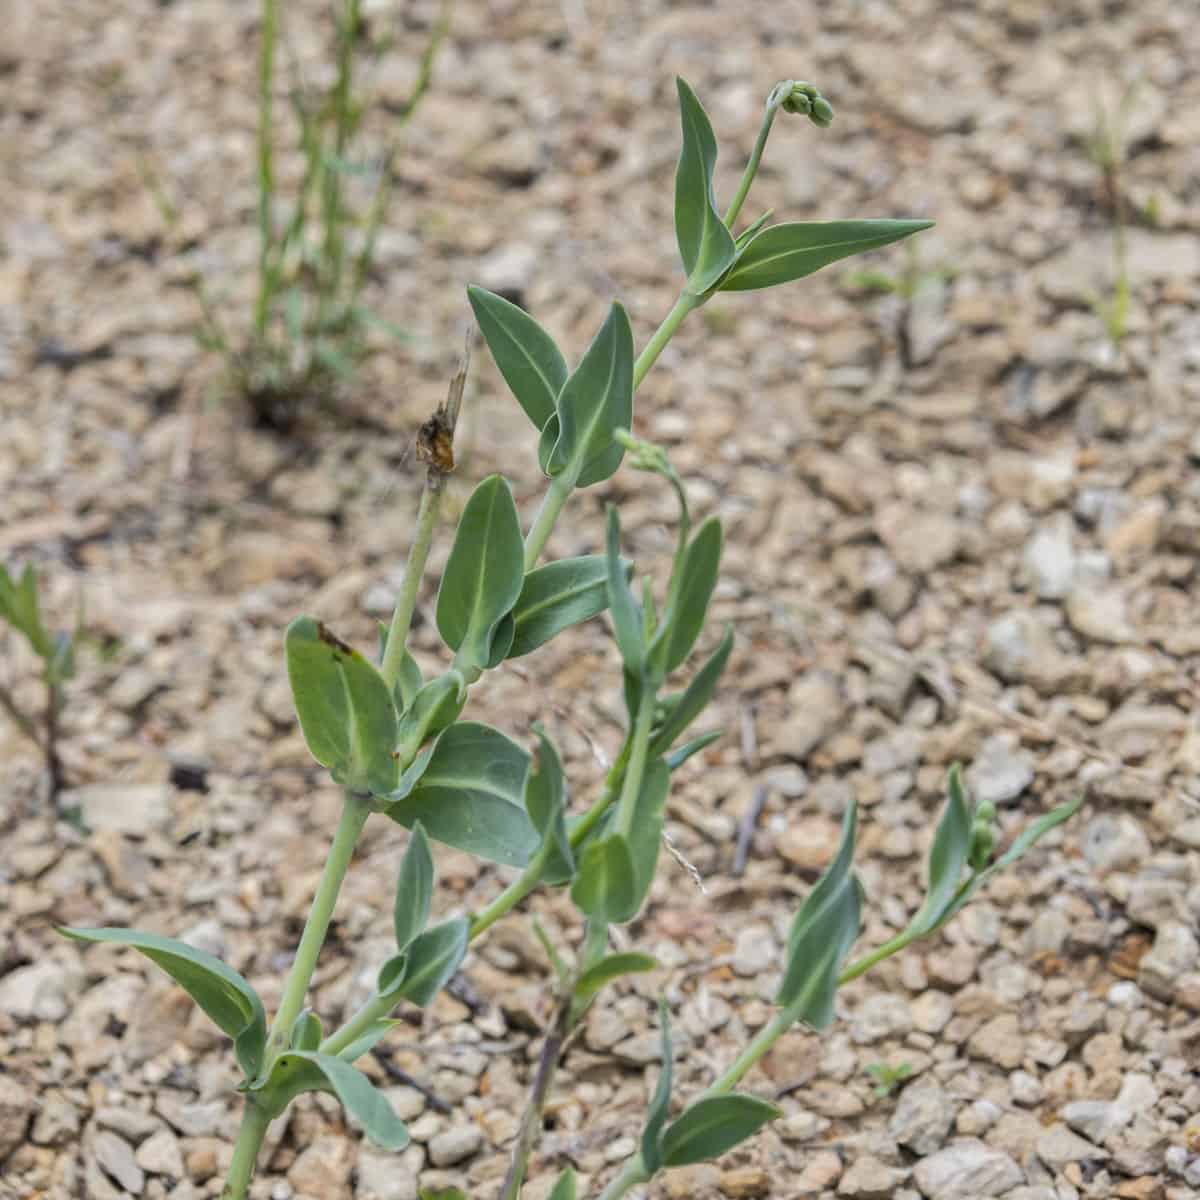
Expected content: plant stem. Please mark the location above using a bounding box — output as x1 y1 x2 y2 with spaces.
723 82 790 230
0 682 41 749
380 487 441 691
265 792 371 1059
499 978 576 1200
595 1153 650 1200
253 0 278 339
220 1098 272 1200
633 292 697 389
523 471 574 571
614 686 656 838
469 852 546 941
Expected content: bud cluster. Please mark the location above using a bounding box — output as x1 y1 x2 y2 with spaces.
781 81 834 127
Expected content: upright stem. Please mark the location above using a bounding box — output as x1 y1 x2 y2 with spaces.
523 471 575 571
220 1099 272 1200
253 0 278 339
266 792 371 1058
614 687 657 838
595 1153 650 1200
723 82 790 230
633 292 697 389
380 487 441 691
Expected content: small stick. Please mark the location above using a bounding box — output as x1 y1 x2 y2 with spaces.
732 785 768 878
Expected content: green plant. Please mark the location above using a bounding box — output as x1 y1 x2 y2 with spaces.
0 563 77 803
197 0 451 428
60 77 1079 1200
866 1060 914 1099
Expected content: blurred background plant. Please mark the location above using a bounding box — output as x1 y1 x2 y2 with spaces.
191 0 451 430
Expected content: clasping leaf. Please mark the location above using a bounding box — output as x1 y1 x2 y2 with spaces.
393 822 434 954
508 555 626 659
525 726 575 885
59 927 267 1080
674 78 737 294
660 1094 781 1167
570 833 636 925
650 515 722 675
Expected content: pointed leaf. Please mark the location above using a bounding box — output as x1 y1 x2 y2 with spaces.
393 823 434 953
386 722 537 866
655 517 722 673
570 833 635 925
548 1168 577 1200
674 78 737 294
661 1095 781 1166
336 1019 404 1063
665 729 723 771
649 626 733 756
391 917 469 1007
290 1009 323 1051
547 304 634 487
394 671 466 763
508 555 625 659
574 952 658 1007
525 726 575 885
624 758 670 921
285 617 399 795
468 285 567 431
59 927 267 1079
436 476 525 674
777 800 862 1028
905 763 971 938
606 507 644 674
641 998 673 1173
377 953 408 996
720 219 934 292
264 1052 409 1149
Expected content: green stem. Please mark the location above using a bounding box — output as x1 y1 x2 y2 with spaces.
614 686 656 838
595 1153 650 1200
253 0 279 339
266 792 371 1059
633 292 697 389
469 851 547 941
220 1098 272 1200
836 930 914 987
723 82 790 230
380 486 441 691
523 471 574 571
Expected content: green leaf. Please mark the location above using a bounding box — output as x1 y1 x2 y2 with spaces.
525 726 574 885
336 1019 403 1063
654 516 722 674
258 1052 409 1149
606 507 644 674
546 303 634 487
395 649 424 712
393 823 434 954
674 78 737 294
720 219 934 292
660 1095 781 1167
394 671 467 764
285 617 399 795
548 1168 577 1200
508 555 622 659
290 1009 323 1051
59 927 267 1079
904 763 971 939
570 833 636 925
0 564 53 660
641 998 673 1173
436 476 525 674
649 626 733 757
391 917 469 1007
734 209 774 248
377 953 408 996
467 285 567 431
386 722 537 866
665 729 723 771
574 952 658 1007
777 800 862 1029
624 758 670 921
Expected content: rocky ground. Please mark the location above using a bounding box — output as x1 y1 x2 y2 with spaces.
3 0 1200 1198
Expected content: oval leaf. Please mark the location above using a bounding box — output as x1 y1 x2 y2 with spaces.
436 476 525 674
393 917 469 1007
290 1009 323 1052
570 833 635 925
468 285 567 431
525 726 574 885
905 763 970 939
720 219 935 292
574 952 658 1007
59 927 267 1079
508 555 622 659
394 671 467 764
393 823 434 954
547 304 634 488
624 757 670 921
655 516 722 674
674 78 737 294
661 1095 781 1167
386 722 537 866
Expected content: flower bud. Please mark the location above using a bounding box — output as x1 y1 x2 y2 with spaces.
968 819 994 871
809 96 834 127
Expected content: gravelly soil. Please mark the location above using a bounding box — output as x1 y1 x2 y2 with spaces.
2 2 1200 1199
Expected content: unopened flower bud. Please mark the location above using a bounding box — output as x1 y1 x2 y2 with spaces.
782 92 812 116
968 819 994 870
809 95 834 127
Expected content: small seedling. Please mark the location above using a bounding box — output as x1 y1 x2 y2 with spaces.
61 78 1078 1200
196 0 451 428
866 1060 914 1099
0 563 77 803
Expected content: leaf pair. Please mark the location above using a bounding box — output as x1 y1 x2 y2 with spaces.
0 563 74 682
674 77 932 296
468 287 633 489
